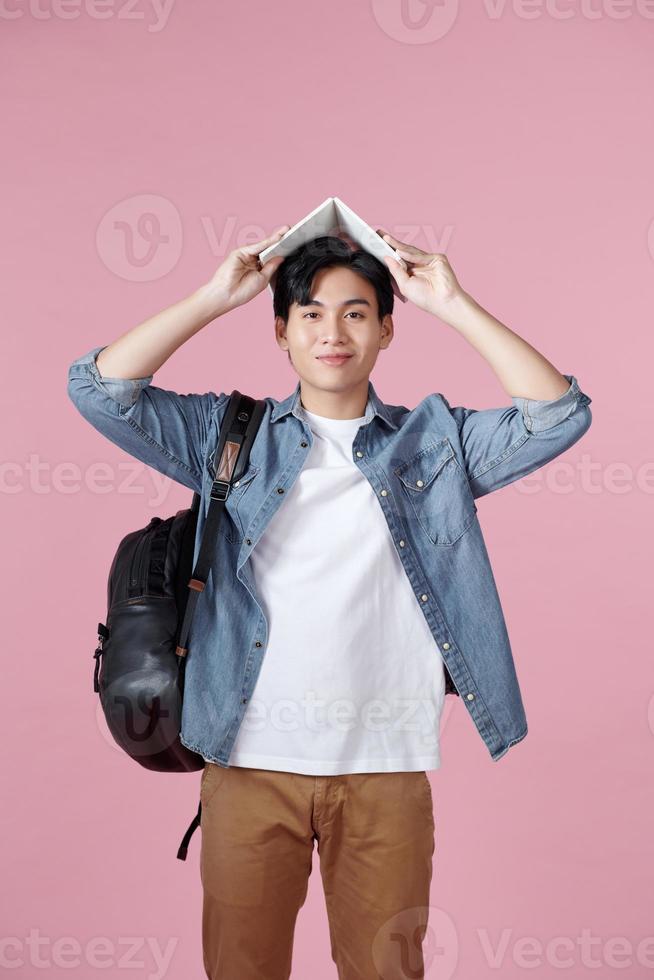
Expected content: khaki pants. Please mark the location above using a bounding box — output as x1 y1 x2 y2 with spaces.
199 763 436 980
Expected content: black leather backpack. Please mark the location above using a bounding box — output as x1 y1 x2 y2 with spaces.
90 391 265 849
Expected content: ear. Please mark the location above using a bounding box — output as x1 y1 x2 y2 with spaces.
380 314 394 350
274 315 288 350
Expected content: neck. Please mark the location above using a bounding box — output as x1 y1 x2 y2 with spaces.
298 377 369 419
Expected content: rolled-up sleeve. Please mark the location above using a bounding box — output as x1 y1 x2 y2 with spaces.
67 345 229 493
444 374 593 498
511 374 591 434
68 344 154 409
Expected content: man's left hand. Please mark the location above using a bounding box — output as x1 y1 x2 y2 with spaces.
376 229 467 322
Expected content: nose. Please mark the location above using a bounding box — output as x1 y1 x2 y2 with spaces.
318 317 350 342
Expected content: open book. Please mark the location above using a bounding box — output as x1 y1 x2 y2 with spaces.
258 196 408 303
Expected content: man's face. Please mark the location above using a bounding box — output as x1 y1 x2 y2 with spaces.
274 265 393 394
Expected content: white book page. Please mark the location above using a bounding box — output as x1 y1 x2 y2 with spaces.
259 196 408 302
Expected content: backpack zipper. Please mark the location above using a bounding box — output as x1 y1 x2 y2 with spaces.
129 533 151 594
128 517 164 596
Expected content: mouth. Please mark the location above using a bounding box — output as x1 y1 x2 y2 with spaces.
316 354 353 367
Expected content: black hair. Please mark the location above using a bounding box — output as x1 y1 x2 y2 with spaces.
272 235 395 324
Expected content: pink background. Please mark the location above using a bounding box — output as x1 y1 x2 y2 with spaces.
3 1 653 977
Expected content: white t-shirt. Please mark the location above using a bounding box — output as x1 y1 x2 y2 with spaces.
226 400 446 774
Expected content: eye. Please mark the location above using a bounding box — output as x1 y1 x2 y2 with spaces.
302 311 364 320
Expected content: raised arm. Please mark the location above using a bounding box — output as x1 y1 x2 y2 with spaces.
94 282 223 381
93 223 290 380
67 225 289 491
378 230 592 497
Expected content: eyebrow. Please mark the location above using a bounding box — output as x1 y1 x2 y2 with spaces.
303 298 371 308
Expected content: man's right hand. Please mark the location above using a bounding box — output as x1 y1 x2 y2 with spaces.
202 225 291 317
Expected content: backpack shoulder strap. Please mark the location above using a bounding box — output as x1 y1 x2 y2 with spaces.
175 391 266 658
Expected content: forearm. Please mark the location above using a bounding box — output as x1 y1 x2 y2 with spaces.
440 290 570 401
95 282 227 380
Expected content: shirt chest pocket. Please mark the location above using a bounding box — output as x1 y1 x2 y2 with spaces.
394 437 477 546
227 465 261 536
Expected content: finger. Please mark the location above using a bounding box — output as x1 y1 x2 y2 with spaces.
376 227 406 247
394 249 433 268
377 229 427 256
259 255 286 284
242 225 291 256
384 255 411 289
377 228 412 250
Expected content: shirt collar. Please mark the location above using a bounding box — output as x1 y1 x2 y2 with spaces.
270 378 398 430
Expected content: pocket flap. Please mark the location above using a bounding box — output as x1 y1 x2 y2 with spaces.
232 465 259 489
394 438 455 492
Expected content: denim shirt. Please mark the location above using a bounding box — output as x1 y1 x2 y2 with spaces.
67 346 592 764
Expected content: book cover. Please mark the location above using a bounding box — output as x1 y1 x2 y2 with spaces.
259 196 408 303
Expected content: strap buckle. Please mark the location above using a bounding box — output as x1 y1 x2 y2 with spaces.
210 480 230 501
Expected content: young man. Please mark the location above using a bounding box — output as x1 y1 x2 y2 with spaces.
67 225 592 980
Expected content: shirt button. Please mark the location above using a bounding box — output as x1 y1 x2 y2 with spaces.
245 538 252 545
255 641 262 647
416 479 424 487
421 594 428 602
381 489 388 496
241 697 248 703
234 480 240 488
356 451 363 458
300 441 308 447
466 693 475 701
442 642 450 650
276 487 284 494
399 540 405 547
